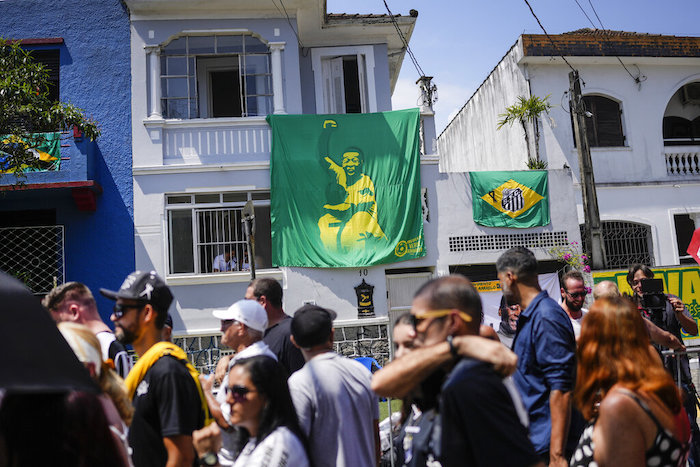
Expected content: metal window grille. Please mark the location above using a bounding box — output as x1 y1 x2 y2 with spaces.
448 231 569 252
160 34 272 119
580 221 653 268
195 208 249 274
173 334 232 376
0 225 64 294
333 324 389 367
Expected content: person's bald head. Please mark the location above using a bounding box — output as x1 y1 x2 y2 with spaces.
593 281 620 300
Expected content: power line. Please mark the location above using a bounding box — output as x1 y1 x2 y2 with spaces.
522 0 577 73
576 0 645 84
270 0 304 50
381 0 425 77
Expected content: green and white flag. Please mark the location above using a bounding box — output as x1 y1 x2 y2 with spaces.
469 170 550 228
267 109 424 267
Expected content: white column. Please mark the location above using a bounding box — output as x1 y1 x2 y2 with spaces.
146 46 162 119
269 42 286 114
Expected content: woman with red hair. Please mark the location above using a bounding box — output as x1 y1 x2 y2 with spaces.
571 296 690 467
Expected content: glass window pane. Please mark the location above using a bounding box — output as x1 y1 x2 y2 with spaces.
165 99 190 119
167 195 192 204
188 36 215 55
244 54 270 74
251 192 270 201
195 194 221 204
253 205 272 269
217 35 244 54
244 36 268 54
163 37 186 55
223 193 248 203
169 210 194 273
166 56 188 76
165 77 189 98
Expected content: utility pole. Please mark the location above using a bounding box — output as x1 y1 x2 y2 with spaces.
569 70 607 269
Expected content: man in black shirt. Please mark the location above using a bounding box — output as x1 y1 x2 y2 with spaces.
245 278 305 375
101 270 207 467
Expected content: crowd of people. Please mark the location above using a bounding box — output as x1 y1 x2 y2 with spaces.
0 246 698 467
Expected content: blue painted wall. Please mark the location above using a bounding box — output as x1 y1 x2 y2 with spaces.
0 0 134 324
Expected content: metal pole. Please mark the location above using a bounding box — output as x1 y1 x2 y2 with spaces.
569 70 607 269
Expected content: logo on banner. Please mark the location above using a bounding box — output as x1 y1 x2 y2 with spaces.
482 179 544 219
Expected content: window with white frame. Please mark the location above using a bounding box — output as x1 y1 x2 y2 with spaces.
311 46 377 114
160 34 273 119
166 192 272 274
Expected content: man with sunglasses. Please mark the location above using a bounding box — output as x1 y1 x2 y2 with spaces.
101 271 209 467
43 281 132 378
559 270 588 338
497 247 584 467
200 299 276 466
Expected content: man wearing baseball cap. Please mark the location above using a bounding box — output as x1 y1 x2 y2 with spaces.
200 299 276 466
101 270 210 467
288 304 379 467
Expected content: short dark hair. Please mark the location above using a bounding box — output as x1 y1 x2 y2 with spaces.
42 282 95 311
290 304 336 348
413 275 482 329
394 312 415 328
562 270 585 287
249 278 283 308
496 247 537 280
627 264 654 286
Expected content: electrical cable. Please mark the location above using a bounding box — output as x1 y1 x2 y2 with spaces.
270 0 304 50
522 0 577 74
382 0 425 77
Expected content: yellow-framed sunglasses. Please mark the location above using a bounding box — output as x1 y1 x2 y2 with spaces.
413 308 473 325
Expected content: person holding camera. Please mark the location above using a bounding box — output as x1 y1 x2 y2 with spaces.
627 263 700 465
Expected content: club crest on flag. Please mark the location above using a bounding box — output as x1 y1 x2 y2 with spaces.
481 179 544 219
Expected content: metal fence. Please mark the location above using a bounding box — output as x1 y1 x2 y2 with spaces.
0 225 64 294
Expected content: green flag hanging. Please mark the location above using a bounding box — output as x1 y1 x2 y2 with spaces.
267 109 425 268
469 170 550 228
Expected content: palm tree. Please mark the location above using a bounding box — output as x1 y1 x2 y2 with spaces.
497 94 552 167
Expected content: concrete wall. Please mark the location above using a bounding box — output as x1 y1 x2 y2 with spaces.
437 43 531 173
0 0 134 322
435 169 582 271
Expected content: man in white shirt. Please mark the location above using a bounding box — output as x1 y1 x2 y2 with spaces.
200 299 276 465
559 270 588 338
212 250 236 272
288 304 379 467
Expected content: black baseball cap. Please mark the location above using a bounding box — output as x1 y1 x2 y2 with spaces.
291 304 337 348
100 270 173 314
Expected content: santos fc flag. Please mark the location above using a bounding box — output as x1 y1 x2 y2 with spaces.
267 109 425 268
469 170 550 228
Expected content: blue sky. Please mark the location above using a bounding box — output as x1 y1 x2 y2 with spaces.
328 0 700 134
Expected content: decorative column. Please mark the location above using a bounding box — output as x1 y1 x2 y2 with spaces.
146 46 162 119
269 42 286 114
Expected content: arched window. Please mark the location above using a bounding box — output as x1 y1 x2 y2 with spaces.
663 83 700 146
160 34 272 119
582 95 625 147
580 221 653 268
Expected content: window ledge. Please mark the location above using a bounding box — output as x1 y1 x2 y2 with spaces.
144 116 268 129
334 316 390 327
167 269 282 286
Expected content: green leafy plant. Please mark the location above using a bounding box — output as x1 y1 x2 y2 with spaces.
497 94 552 167
0 39 100 178
526 157 548 170
549 241 591 274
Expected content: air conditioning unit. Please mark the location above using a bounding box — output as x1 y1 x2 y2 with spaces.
681 83 700 105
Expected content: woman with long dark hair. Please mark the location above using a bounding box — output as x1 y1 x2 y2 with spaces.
571 296 690 466
227 355 309 466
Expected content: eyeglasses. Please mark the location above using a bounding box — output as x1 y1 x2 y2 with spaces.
413 308 473 325
565 290 588 299
112 303 144 319
225 384 257 403
221 319 240 328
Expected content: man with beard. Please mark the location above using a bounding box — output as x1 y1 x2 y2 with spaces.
559 270 588 339
497 247 583 466
101 270 209 467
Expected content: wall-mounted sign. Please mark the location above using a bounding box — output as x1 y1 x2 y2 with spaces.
355 279 375 319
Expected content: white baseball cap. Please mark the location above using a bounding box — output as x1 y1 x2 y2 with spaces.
213 299 268 332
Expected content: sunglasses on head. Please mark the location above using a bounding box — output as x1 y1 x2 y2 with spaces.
225 384 257 403
112 303 145 319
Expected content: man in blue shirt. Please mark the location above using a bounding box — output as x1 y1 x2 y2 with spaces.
497 247 583 466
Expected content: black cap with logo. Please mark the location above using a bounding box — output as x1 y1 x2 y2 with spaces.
100 270 173 313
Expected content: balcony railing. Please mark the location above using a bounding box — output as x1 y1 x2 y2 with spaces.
665 145 700 176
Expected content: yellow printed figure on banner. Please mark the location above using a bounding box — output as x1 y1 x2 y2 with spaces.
480 179 544 219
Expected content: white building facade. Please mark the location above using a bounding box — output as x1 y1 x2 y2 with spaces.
126 0 441 368
439 30 700 272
